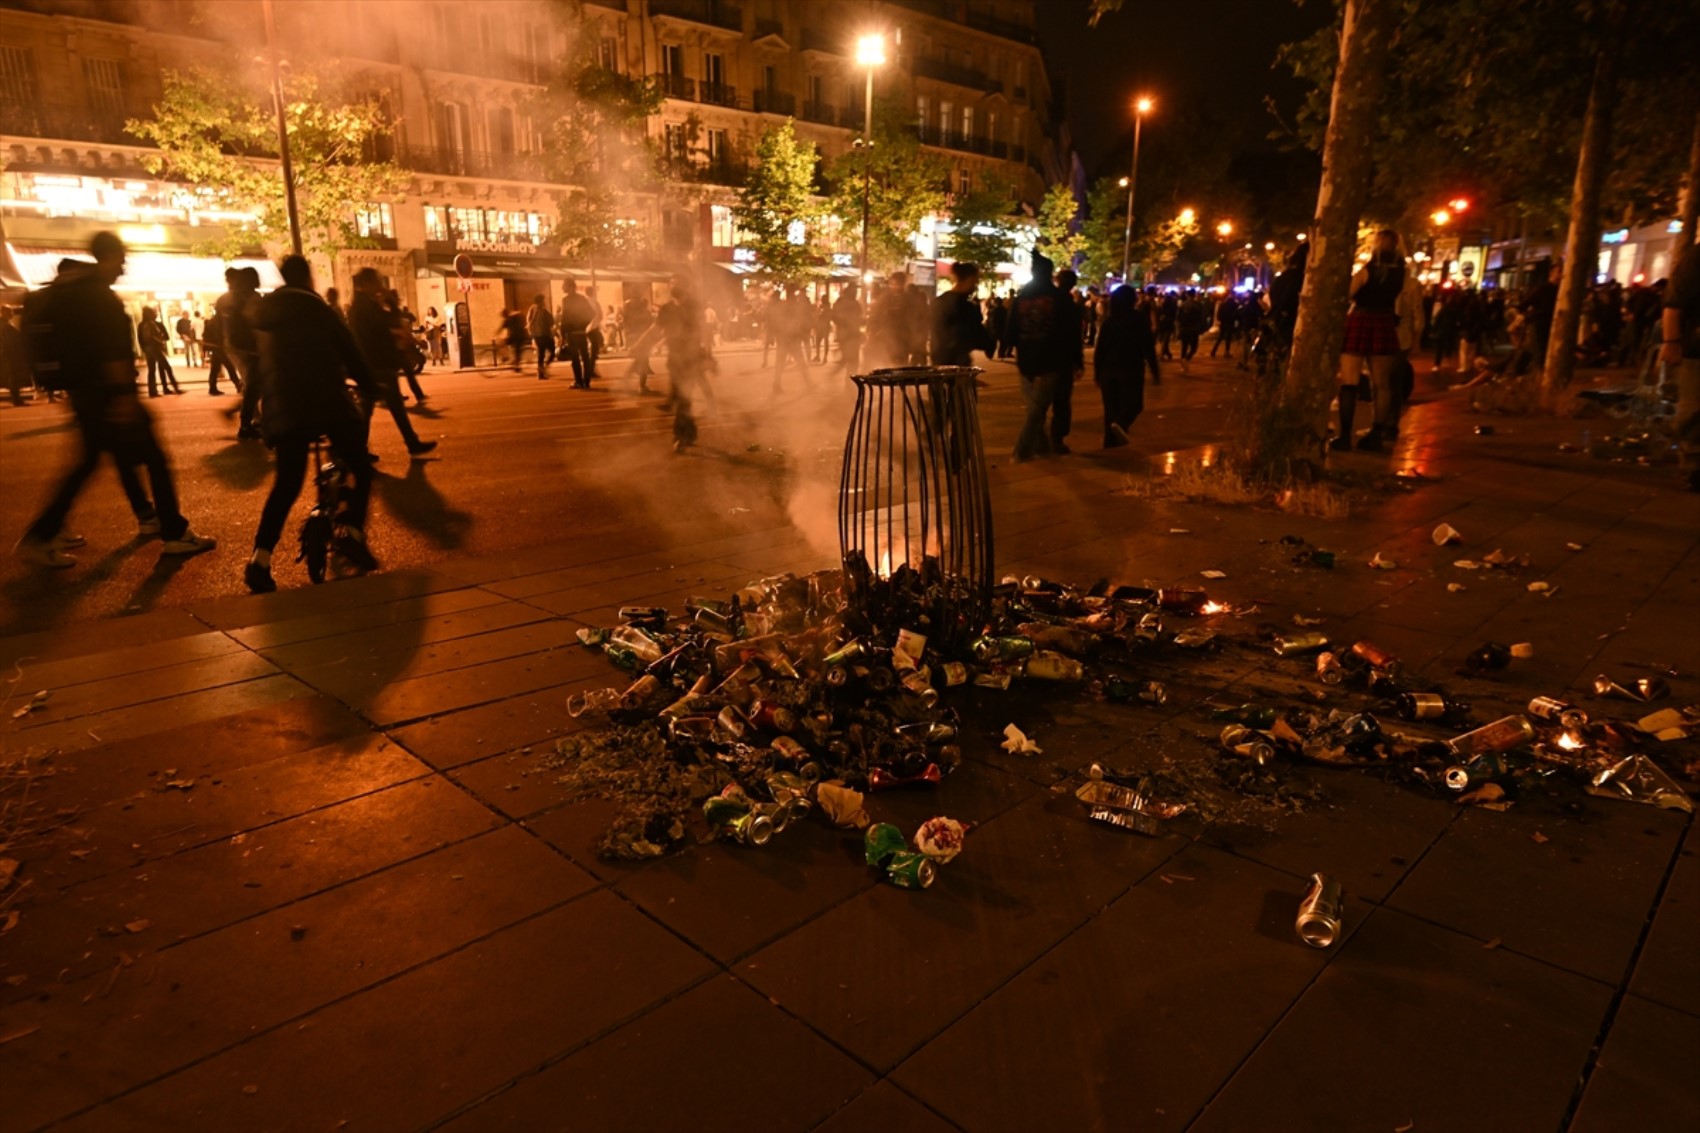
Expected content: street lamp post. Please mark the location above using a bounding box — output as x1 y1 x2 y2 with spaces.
1119 96 1152 283
855 34 886 284
261 0 302 256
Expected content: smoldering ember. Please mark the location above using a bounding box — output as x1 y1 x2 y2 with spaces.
1 1 1697 1131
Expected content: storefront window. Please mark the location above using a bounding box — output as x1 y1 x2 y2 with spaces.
424 205 450 241
423 203 550 247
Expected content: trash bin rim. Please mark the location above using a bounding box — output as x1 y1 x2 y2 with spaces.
851 366 982 388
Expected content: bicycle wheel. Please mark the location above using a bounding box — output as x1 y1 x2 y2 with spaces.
300 510 332 584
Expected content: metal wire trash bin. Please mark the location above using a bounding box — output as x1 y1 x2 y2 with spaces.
838 366 994 645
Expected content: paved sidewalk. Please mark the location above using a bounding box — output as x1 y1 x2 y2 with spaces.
1 384 1696 1132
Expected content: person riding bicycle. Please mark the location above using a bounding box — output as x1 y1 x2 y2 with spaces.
243 254 384 594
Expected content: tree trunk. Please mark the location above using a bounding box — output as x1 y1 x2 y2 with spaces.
1254 0 1399 479
1540 44 1620 400
1676 110 1700 277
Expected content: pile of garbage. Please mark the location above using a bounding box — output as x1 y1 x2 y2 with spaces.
550 565 1694 874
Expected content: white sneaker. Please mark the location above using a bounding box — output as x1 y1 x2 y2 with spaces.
160 529 217 556
14 535 76 570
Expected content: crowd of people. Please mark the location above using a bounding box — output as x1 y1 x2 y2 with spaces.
7 224 1697 593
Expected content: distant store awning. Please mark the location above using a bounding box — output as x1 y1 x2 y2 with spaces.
424 260 678 283
6 245 283 293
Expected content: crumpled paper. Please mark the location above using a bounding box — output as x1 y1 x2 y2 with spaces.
1002 723 1042 756
814 781 869 828
914 816 968 862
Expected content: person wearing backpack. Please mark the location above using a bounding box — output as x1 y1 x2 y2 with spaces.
525 293 555 380
15 233 215 568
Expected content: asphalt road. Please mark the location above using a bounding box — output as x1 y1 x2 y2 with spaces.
1 344 1241 634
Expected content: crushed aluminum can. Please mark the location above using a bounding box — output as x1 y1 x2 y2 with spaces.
575 627 611 647
974 669 1013 690
1219 724 1275 765
822 640 866 667
1158 587 1210 614
1025 651 1085 680
1315 652 1346 685
620 674 662 710
618 605 668 627
1133 612 1165 643
1076 778 1143 810
1171 628 1216 648
1593 674 1669 703
1528 696 1588 730
941 661 969 686
1588 754 1693 812
864 822 908 865
1273 632 1329 657
747 699 798 734
1446 715 1536 758
1295 873 1344 948
883 850 938 889
1087 806 1163 836
1347 640 1401 674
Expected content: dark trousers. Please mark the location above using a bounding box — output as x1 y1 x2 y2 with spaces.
144 350 178 396
773 337 811 389
207 351 232 393
1099 368 1145 445
1050 370 1076 446
27 395 181 542
254 422 373 552
368 372 421 447
561 331 592 386
671 366 699 447
235 351 261 429
534 333 555 378
840 338 862 375
1180 333 1200 361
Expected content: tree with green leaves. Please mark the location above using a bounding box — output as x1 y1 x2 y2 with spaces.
1035 184 1085 267
126 67 406 258
733 120 824 283
826 99 949 272
942 173 1020 273
523 31 665 273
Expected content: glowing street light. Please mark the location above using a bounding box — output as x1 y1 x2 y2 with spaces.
1178 207 1196 225
1216 220 1234 238
1264 241 1276 251
854 33 886 279
1118 176 1129 188
1431 209 1451 226
1448 197 1470 213
1295 232 1307 241
1120 95 1155 281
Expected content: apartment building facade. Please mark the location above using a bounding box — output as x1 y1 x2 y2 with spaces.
0 0 1073 354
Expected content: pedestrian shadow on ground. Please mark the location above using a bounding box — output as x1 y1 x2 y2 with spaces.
120 549 191 616
373 459 473 550
0 541 148 637
3 419 78 441
200 442 272 491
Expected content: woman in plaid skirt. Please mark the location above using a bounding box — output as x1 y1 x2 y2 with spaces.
1333 229 1408 452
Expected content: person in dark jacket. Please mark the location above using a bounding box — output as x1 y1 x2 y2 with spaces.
1049 268 1086 453
1094 284 1161 448
244 255 383 593
831 283 865 375
556 280 598 387
349 268 435 457
931 262 993 366
221 267 261 437
1008 251 1077 461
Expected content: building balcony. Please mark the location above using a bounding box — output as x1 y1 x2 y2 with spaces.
753 17 783 40
650 0 743 33
656 73 696 101
664 156 748 186
700 82 739 108
800 100 838 126
965 9 1038 44
400 145 548 182
913 56 1001 94
753 89 795 115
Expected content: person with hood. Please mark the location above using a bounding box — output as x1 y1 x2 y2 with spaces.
1094 283 1161 448
244 255 383 594
1007 250 1076 461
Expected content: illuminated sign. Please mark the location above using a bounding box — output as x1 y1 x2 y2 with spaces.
831 253 853 266
1601 229 1629 244
732 247 757 263
458 240 537 254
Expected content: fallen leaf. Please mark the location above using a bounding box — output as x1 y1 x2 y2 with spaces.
164 779 195 791
1447 582 1467 592
1531 831 1549 844
124 919 152 934
1200 570 1227 579
1566 542 1583 551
